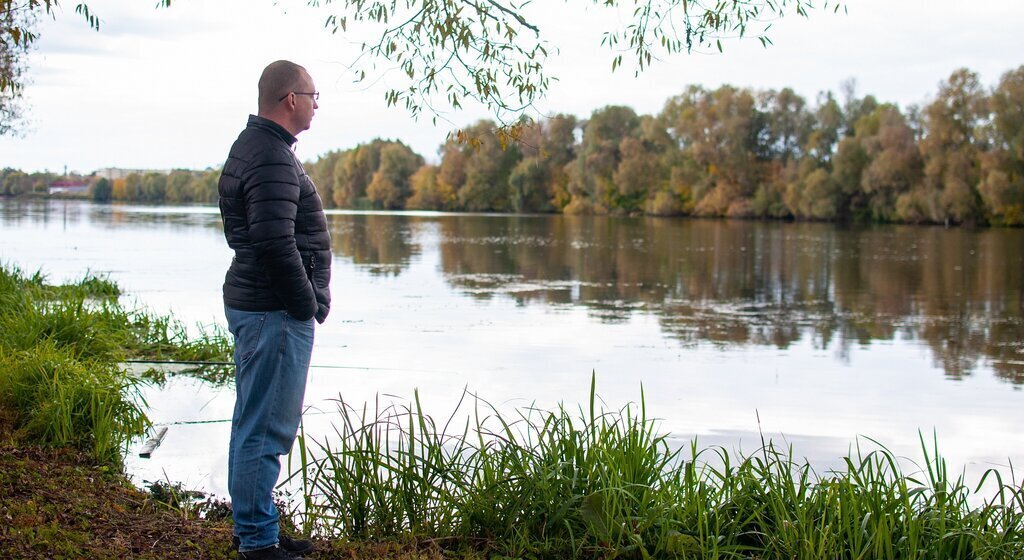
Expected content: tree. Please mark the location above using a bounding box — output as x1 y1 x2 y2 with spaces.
332 141 384 207
0 1 31 135
190 169 220 203
453 120 521 211
305 150 343 208
566 105 639 213
1 167 30 195
761 88 814 164
979 65 1024 225
1 0 98 135
165 170 193 203
857 105 922 222
613 116 672 214
913 68 988 224
365 141 424 209
662 85 765 217
140 172 167 203
407 165 457 210
806 91 843 164
508 156 549 213
309 0 841 125
91 177 111 202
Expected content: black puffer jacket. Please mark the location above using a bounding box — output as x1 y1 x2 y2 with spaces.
218 115 332 323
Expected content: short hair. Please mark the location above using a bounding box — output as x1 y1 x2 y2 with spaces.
258 60 306 113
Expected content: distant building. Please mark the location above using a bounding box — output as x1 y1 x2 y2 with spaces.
93 167 172 180
48 180 90 195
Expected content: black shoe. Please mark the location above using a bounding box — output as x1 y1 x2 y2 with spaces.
237 544 294 560
233 534 314 556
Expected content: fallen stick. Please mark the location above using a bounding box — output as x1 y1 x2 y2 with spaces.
138 426 169 458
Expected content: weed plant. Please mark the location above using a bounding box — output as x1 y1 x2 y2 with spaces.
0 263 233 466
293 378 1024 559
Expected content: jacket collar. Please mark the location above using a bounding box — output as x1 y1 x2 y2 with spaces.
247 114 297 146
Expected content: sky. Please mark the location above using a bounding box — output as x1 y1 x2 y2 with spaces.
1 0 1022 173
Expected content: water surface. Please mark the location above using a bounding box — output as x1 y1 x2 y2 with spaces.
1 199 1021 497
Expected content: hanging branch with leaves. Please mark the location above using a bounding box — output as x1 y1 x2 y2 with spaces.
308 0 844 125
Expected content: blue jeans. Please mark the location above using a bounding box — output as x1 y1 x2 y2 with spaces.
225 307 315 552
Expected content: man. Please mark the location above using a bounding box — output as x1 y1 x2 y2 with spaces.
218 60 332 560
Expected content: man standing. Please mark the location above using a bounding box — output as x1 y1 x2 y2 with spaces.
218 60 332 560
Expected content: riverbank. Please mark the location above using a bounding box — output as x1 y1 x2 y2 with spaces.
0 411 455 560
0 263 451 558
0 410 233 559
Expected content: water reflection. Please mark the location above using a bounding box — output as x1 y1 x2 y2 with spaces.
4 200 1022 384
330 214 419 276
331 214 1024 384
5 200 1023 500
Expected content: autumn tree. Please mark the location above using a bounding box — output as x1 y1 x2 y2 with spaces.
506 114 578 213
305 150 343 208
540 114 578 210
979 65 1024 225
613 115 673 214
0 167 32 195
440 120 522 212
857 105 923 221
905 68 988 224
752 88 813 217
366 141 424 209
111 172 141 201
164 169 192 203
406 165 457 210
806 91 843 163
332 141 384 207
661 85 765 217
566 105 639 214
188 169 220 203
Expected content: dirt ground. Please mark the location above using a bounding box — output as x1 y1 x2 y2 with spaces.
0 411 452 560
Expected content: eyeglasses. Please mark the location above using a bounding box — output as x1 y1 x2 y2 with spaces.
278 91 319 102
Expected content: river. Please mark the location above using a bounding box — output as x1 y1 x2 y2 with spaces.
1 198 1022 498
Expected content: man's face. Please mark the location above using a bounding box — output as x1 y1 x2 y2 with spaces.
294 70 318 133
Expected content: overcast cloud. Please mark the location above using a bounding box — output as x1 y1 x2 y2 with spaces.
1 0 1021 173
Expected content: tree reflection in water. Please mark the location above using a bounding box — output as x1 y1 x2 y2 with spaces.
330 213 1024 384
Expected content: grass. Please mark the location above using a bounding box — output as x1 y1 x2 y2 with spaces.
0 411 460 559
292 377 1024 559
0 262 232 465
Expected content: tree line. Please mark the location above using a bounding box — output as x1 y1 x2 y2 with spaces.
4 64 1022 226
306 65 1024 226
0 168 221 203
95 170 221 204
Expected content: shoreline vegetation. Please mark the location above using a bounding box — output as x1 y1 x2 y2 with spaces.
293 383 1024 559
5 64 1024 227
1 264 1023 558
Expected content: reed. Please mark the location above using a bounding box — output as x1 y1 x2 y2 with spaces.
0 341 148 465
292 378 1024 559
0 262 233 465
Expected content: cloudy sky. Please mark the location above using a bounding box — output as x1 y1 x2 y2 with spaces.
1 0 1021 173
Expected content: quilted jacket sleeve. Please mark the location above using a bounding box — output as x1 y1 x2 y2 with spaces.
241 148 318 321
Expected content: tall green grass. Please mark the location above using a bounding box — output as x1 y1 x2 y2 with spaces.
0 263 233 465
0 342 148 465
293 378 1024 559
0 264 230 364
